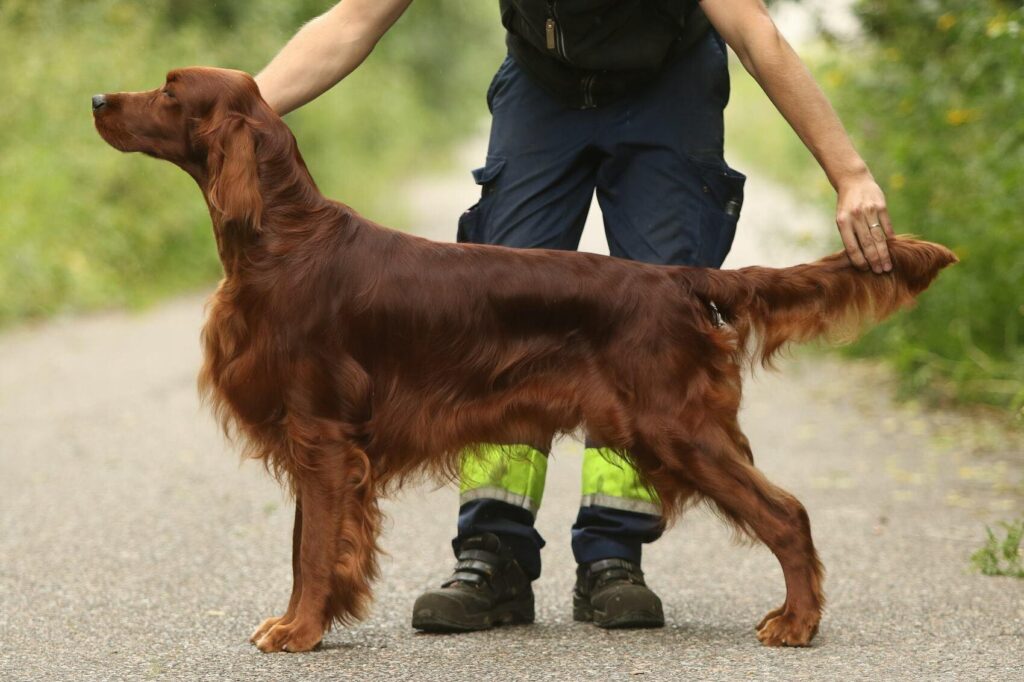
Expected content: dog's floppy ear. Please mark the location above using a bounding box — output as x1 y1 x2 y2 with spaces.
204 114 262 231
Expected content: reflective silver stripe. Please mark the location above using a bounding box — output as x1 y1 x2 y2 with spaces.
579 493 661 516
460 486 539 516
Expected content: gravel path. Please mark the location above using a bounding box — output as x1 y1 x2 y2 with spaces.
2 130 1021 681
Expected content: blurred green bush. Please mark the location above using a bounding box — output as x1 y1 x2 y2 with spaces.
821 1 1024 410
732 1 1024 412
0 0 501 323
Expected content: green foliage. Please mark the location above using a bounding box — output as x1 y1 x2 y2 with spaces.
729 1 1024 411
824 1 1024 411
0 0 502 324
970 519 1024 578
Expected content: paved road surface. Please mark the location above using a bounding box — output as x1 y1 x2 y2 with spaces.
3 134 1022 680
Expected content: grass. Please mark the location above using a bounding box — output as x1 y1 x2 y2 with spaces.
970 519 1024 578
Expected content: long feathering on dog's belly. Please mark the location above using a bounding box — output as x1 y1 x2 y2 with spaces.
688 236 959 369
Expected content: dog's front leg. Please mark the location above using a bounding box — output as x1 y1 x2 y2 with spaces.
250 499 304 644
254 479 331 653
254 442 380 653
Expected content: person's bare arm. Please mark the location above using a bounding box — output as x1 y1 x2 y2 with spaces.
701 0 893 274
255 0 414 116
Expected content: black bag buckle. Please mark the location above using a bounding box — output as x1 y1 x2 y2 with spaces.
708 301 725 328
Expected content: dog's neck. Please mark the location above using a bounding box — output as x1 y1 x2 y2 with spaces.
202 136 348 278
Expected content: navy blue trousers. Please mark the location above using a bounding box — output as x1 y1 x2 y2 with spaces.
456 30 746 581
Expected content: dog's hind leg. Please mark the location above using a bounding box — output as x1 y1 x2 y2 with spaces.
254 438 381 653
649 422 824 646
250 500 304 643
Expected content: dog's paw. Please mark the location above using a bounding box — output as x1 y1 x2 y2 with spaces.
755 609 819 647
254 618 324 653
250 615 287 644
755 606 785 632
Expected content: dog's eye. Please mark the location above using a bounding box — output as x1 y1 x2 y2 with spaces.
162 89 175 99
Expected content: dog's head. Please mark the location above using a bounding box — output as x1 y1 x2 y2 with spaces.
92 67 279 229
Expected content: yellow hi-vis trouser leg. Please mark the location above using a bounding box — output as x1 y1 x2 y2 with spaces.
459 444 548 516
580 447 661 516
458 445 659 517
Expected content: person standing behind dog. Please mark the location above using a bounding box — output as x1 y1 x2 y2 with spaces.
256 0 895 631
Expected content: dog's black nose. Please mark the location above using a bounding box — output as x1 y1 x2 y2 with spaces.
91 94 107 112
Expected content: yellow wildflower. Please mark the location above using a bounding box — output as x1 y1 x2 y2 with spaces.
889 173 906 191
945 108 979 126
936 13 956 32
987 14 1008 37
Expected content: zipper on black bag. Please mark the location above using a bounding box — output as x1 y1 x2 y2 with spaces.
545 0 594 108
546 1 565 58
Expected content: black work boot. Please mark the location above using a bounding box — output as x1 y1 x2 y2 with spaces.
573 558 665 628
411 533 535 632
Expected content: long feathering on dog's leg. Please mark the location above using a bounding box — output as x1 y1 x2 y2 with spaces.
327 446 382 627
691 236 958 368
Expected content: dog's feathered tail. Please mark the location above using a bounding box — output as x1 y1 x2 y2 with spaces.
688 235 958 367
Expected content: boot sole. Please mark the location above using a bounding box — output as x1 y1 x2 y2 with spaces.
412 598 535 633
573 598 664 629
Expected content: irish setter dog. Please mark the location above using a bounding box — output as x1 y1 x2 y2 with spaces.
93 67 956 652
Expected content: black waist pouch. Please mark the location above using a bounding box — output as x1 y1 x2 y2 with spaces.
503 5 710 109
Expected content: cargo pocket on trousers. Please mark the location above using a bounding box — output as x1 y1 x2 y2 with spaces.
458 156 506 244
690 156 746 267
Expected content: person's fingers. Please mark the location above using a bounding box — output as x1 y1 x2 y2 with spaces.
865 209 892 272
879 205 896 237
837 215 869 270
850 211 883 273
